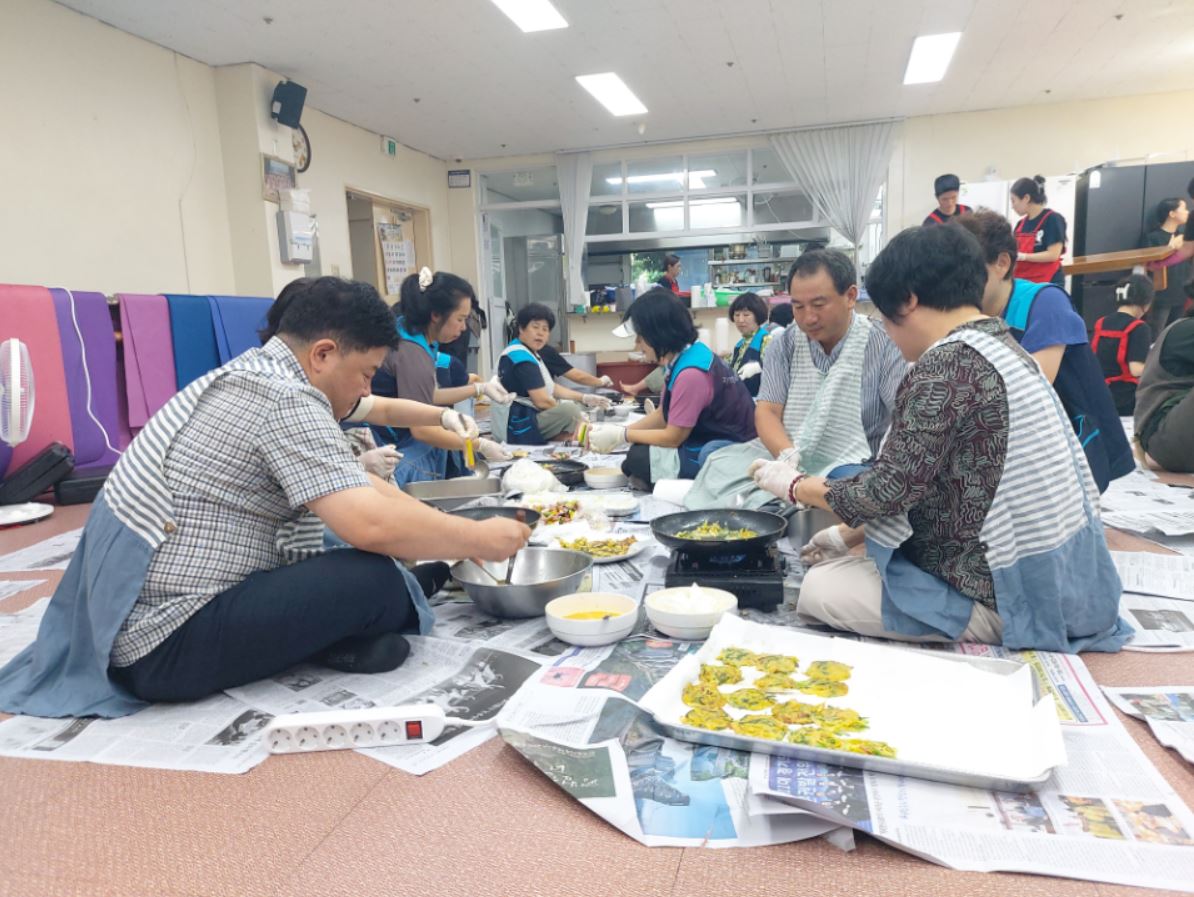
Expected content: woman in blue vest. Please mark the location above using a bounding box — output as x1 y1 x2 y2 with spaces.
588 289 757 488
954 211 1132 492
372 269 511 484
495 303 609 444
727 291 771 397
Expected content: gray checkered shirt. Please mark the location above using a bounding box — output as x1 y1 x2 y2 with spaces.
109 339 370 667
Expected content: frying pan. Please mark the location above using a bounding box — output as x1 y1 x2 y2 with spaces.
537 459 587 487
651 509 787 555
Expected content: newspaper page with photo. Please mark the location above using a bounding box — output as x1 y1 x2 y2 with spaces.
0 694 271 774
1104 687 1194 765
497 675 842 849
749 644 1194 891
1120 593 1194 652
225 636 543 776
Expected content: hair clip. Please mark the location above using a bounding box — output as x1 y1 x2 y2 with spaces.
418 267 434 290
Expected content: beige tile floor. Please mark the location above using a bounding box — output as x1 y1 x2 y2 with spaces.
0 498 1192 897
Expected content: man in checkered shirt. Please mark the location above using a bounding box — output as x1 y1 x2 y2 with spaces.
0 277 530 716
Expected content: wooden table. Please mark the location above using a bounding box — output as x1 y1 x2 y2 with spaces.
1064 245 1175 289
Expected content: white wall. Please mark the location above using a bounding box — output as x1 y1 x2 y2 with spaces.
887 89 1194 233
0 0 235 295
1 0 452 302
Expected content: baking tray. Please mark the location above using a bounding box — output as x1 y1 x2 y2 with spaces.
639 616 1066 793
403 477 503 510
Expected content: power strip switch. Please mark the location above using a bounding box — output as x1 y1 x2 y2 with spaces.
264 703 463 754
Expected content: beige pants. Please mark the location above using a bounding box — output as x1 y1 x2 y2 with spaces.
798 555 1003 644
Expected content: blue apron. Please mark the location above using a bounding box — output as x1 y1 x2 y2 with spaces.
730 328 767 397
499 341 552 446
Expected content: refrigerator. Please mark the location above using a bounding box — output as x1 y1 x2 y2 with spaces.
1072 160 1194 328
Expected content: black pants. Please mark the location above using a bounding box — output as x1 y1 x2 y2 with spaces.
112 549 413 702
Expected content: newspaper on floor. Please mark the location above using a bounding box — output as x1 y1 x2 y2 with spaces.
0 693 270 773
1101 469 1187 514
0 595 48 667
225 635 543 776
1141 534 1194 558
1105 511 1194 537
0 578 46 603
0 529 82 572
1103 686 1194 765
1111 551 1194 601
749 643 1194 891
496 645 844 849
1121 593 1194 652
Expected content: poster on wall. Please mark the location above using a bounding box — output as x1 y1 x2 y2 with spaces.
378 223 415 296
262 155 297 204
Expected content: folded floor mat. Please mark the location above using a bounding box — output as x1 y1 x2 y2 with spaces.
50 288 126 467
117 293 177 428
207 295 272 363
164 293 221 389
0 284 74 470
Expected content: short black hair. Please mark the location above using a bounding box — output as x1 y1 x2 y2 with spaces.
728 291 768 326
515 302 557 332
399 270 476 334
260 276 314 344
952 209 1019 281
1116 274 1155 308
865 225 987 320
663 253 681 269
769 302 794 327
269 276 400 353
625 288 698 357
787 248 856 295
1155 197 1184 228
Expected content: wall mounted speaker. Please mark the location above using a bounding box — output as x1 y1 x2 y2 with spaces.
270 81 307 128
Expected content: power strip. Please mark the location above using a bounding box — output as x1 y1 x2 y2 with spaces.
264 703 490 754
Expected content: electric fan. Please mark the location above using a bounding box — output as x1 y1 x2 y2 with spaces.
0 338 54 525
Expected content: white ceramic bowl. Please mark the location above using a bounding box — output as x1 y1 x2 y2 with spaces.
545 592 639 646
644 586 738 641
584 466 629 489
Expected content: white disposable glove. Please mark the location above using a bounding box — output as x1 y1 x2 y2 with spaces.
360 445 401 479
643 398 656 416
476 437 513 462
587 423 627 454
749 458 801 502
738 361 763 380
597 375 614 388
440 408 479 440
581 393 613 410
800 525 850 567
775 446 801 470
477 377 513 405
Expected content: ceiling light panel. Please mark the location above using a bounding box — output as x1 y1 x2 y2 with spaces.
490 0 568 33
576 73 648 116
903 32 962 85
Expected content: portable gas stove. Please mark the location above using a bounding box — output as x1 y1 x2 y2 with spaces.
664 546 786 612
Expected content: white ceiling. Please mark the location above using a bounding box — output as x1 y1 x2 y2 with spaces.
56 0 1194 160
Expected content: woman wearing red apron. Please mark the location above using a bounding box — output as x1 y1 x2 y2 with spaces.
1011 175 1067 286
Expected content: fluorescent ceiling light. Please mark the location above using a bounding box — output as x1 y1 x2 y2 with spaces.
490 0 568 32
576 73 647 116
903 32 961 85
606 169 716 188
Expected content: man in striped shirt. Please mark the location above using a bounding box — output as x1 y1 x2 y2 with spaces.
755 250 907 471
0 278 529 718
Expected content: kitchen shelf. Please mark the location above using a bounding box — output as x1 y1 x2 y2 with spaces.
721 281 780 287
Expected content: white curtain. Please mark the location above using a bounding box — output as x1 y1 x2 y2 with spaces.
555 151 593 307
769 121 898 279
